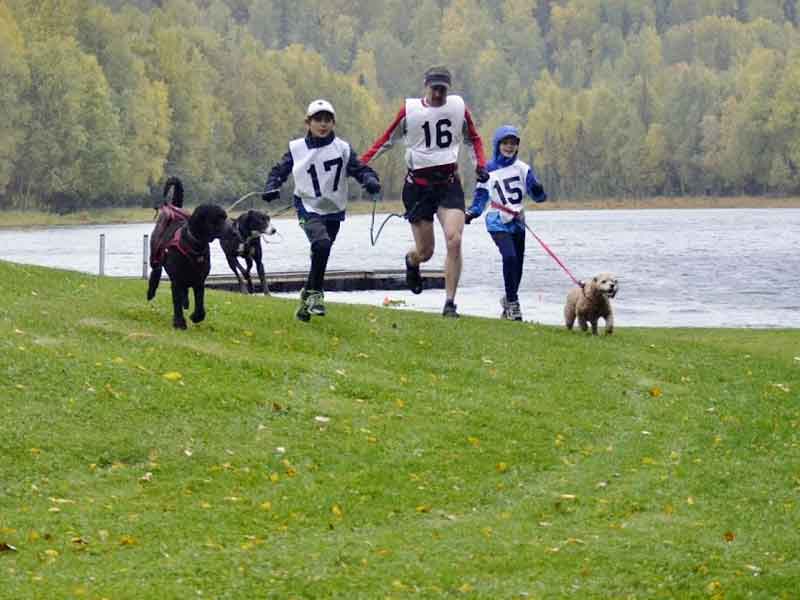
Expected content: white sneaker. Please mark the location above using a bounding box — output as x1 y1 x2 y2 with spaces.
507 300 522 321
500 295 509 319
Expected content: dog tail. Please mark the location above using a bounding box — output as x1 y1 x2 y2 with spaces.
147 266 162 301
162 177 185 208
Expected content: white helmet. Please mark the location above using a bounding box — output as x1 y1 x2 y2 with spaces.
306 99 335 119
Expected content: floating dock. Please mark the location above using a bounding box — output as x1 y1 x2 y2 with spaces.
203 269 445 293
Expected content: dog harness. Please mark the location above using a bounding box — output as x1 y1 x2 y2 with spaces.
168 226 208 265
150 204 191 268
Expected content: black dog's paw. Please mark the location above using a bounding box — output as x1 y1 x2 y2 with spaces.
190 310 206 323
173 318 188 330
146 288 156 301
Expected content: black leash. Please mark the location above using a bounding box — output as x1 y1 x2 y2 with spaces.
369 192 406 246
227 190 294 220
268 202 295 219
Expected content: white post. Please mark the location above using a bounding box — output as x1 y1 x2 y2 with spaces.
142 234 149 279
99 234 106 276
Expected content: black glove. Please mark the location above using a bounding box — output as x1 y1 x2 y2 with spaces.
261 189 280 203
531 182 545 197
475 166 490 183
464 211 475 225
363 177 381 195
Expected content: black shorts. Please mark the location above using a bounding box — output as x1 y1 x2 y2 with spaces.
402 178 465 223
301 213 341 246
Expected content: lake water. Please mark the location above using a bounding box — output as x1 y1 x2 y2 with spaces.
1 208 798 328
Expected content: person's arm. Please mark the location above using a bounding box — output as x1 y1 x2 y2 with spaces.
526 167 546 203
360 106 406 164
346 146 381 193
262 148 293 201
462 107 487 170
466 183 490 219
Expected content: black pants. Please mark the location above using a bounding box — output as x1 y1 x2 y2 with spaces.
302 215 341 291
490 230 526 303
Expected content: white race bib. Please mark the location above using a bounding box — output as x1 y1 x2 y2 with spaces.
404 95 465 170
290 137 351 214
480 161 531 223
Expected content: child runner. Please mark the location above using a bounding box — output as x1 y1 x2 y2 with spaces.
262 99 381 322
464 125 546 321
360 66 488 318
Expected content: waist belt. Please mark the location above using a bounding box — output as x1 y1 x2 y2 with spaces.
407 166 458 187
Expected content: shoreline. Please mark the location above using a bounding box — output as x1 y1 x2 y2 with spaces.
1 196 799 228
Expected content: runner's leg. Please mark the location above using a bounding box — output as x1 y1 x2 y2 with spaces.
437 206 465 302
409 220 435 266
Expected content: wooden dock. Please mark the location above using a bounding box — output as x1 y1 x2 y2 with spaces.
203 269 445 293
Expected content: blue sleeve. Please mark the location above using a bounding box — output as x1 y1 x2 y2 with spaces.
346 145 379 184
264 148 293 192
467 186 490 216
526 169 546 202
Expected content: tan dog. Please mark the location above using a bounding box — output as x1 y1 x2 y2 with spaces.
564 273 619 335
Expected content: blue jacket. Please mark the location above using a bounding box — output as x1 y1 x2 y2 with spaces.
467 125 546 233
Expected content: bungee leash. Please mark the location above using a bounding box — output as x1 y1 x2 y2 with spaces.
226 190 295 220
226 190 261 213
368 191 406 247
522 221 583 288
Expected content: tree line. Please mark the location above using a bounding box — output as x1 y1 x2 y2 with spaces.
1 0 799 211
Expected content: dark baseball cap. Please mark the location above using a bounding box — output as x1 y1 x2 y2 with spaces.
424 65 451 88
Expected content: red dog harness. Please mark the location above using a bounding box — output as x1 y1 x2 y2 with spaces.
150 204 191 268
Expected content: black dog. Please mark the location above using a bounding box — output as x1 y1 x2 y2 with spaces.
219 210 275 294
147 177 231 329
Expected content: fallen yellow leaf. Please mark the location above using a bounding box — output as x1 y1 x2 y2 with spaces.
162 371 182 382
724 531 735 543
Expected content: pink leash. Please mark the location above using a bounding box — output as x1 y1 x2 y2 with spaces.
489 200 583 288
523 222 583 288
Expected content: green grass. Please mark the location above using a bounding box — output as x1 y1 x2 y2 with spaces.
0 201 400 229
0 208 156 228
1 260 798 599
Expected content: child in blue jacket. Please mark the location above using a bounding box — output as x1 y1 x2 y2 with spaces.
464 125 546 321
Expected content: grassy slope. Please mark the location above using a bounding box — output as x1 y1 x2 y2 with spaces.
1 260 798 599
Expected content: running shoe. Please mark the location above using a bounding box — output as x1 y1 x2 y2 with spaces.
405 253 423 294
507 300 523 321
295 289 311 322
500 295 509 319
306 290 325 316
442 300 459 318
